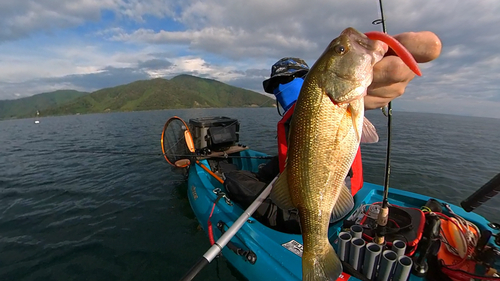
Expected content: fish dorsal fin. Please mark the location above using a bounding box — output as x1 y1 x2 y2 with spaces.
270 168 295 210
360 117 379 143
330 184 355 223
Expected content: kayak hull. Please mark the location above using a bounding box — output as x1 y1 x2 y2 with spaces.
186 149 498 281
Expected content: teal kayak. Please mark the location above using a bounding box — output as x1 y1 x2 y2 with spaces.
185 148 500 281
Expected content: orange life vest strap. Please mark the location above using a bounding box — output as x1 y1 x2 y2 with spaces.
277 104 295 173
350 147 363 195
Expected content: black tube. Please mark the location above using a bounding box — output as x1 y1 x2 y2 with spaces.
341 260 371 281
461 173 500 212
178 257 209 281
412 214 441 277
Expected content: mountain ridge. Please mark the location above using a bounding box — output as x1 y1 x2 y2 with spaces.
0 90 89 120
0 75 274 120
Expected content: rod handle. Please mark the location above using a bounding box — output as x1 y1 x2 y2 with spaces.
178 257 209 281
461 173 500 212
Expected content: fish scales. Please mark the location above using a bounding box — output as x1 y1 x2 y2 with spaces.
288 75 363 280
270 27 421 281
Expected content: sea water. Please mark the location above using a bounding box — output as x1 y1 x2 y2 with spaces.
0 108 499 280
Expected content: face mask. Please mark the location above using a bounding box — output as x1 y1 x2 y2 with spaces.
272 77 304 112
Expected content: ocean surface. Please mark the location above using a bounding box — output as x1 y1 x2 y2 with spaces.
0 108 499 281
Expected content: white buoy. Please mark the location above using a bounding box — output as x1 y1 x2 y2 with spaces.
35 110 40 124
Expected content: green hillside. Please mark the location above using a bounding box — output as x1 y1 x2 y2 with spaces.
0 90 89 119
40 75 274 116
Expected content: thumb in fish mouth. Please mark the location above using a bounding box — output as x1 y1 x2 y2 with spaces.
387 31 442 63
365 31 441 110
364 31 421 76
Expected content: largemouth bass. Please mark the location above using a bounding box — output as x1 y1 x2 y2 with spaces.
271 27 421 281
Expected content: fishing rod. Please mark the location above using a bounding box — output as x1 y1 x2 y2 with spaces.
164 152 274 160
179 176 278 281
373 0 392 245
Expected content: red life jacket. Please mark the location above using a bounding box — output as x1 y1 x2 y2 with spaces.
277 103 364 196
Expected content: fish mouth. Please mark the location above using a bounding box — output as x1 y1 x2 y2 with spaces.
337 93 366 105
329 28 387 104
339 28 421 76
341 27 388 63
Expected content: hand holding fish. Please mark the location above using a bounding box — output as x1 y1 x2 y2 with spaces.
365 31 442 109
271 28 421 281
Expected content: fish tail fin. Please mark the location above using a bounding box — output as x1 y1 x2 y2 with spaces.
302 244 343 281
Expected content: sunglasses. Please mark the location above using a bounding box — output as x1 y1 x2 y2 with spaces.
263 71 308 94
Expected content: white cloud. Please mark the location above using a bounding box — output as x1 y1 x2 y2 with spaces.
1 0 500 118
110 27 314 59
0 0 111 41
0 0 182 42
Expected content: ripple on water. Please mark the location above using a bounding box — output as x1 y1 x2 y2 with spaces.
0 109 499 280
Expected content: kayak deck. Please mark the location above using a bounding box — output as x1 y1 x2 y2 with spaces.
186 148 499 281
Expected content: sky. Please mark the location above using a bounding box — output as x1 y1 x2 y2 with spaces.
1 0 500 118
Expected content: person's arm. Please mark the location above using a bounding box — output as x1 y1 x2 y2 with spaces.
365 31 442 110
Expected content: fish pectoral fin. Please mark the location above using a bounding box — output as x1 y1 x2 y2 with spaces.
360 117 379 143
270 168 295 210
348 100 364 142
330 184 355 223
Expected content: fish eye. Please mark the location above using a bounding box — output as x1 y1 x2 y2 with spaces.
334 45 346 55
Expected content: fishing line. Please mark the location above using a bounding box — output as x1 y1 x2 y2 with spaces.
18 148 166 157
15 147 273 159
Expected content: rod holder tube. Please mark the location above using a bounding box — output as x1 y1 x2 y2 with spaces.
349 237 366 271
338 232 352 262
393 256 413 281
350 224 363 239
377 250 398 281
392 240 406 257
363 242 382 280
